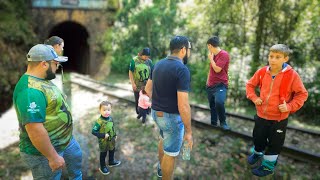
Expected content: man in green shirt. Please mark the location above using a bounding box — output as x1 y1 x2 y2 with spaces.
13 44 82 179
128 47 153 115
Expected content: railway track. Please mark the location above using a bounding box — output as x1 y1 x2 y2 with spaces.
72 73 320 136
193 104 320 136
70 73 320 165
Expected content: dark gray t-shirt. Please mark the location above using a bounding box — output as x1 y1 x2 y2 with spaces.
150 56 190 113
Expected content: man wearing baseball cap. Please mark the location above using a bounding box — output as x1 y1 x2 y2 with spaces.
13 44 82 179
44 36 65 56
128 47 154 115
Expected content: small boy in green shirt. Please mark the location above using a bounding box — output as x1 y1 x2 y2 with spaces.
92 101 121 175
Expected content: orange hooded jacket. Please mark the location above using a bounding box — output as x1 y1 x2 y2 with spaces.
246 65 308 121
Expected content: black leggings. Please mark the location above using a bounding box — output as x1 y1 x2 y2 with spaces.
100 149 115 167
253 115 288 155
138 107 148 123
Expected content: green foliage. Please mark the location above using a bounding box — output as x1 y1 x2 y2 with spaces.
103 0 184 73
250 0 315 74
297 62 320 121
182 0 320 121
0 0 35 45
107 0 120 10
177 0 257 105
227 68 249 107
101 0 320 122
188 62 208 101
0 0 36 113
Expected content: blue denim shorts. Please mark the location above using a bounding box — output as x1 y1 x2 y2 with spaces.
151 109 184 157
20 137 82 180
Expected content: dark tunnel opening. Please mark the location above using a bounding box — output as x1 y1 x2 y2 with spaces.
48 21 89 74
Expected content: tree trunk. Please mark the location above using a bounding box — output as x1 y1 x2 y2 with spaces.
250 0 270 75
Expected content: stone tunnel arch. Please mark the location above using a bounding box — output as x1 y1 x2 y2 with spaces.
48 21 89 74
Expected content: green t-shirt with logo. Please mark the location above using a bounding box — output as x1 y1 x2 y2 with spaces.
129 56 153 91
13 74 73 155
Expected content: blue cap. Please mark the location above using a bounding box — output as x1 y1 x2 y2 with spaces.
141 48 151 56
27 44 68 62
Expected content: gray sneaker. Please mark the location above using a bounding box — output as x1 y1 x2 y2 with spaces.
157 163 162 178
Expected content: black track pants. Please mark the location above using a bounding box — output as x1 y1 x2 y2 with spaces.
253 115 288 155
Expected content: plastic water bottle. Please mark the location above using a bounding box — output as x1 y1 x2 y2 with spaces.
182 141 190 160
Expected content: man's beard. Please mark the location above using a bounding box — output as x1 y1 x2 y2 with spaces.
45 63 56 80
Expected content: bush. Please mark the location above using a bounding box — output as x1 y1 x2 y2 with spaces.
188 61 209 102
0 0 36 114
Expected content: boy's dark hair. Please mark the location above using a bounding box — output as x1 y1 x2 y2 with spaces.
170 36 190 54
141 86 147 94
270 44 292 57
44 36 64 46
99 100 112 109
207 36 220 47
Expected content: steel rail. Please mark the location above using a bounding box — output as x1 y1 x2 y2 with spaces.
192 104 320 136
72 73 320 136
70 74 320 165
192 119 320 165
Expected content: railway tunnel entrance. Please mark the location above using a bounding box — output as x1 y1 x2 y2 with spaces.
48 21 90 74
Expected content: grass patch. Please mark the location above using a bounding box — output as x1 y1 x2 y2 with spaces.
0 143 30 179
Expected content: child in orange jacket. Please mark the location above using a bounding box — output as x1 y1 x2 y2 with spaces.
246 44 308 177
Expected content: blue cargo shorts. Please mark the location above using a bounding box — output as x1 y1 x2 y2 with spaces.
151 109 184 157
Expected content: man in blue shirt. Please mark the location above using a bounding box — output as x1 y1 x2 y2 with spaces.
145 36 193 180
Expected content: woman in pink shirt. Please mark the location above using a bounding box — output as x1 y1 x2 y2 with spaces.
137 86 151 125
